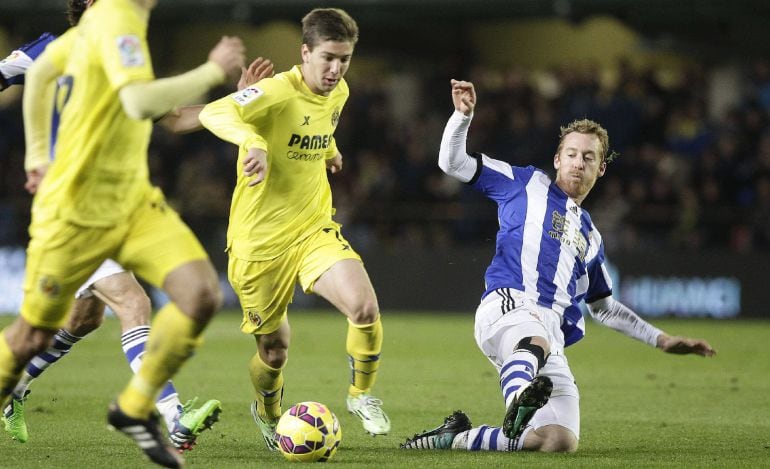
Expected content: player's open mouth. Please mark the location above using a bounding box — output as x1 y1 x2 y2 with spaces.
323 78 338 86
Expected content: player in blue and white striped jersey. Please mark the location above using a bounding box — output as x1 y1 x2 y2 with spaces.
401 79 715 453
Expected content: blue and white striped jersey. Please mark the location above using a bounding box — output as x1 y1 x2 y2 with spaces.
469 153 613 346
0 33 56 90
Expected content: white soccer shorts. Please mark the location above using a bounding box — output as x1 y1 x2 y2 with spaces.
74 258 127 299
474 288 581 438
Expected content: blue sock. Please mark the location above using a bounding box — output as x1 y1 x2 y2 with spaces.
121 326 178 402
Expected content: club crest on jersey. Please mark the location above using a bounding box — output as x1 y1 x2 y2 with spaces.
331 107 340 127
116 35 144 67
246 310 263 327
232 86 264 106
38 276 61 298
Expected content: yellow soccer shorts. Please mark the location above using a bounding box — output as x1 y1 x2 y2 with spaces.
21 187 208 329
229 222 362 336
114 187 209 288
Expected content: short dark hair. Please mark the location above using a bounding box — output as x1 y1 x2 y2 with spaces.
66 0 89 26
301 8 359 50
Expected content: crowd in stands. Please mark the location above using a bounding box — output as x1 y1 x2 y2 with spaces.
2 56 770 258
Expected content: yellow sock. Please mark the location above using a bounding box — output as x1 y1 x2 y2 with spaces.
0 332 23 404
249 351 284 421
346 317 383 397
117 304 201 418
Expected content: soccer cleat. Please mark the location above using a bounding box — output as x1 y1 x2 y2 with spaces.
250 401 279 451
2 391 30 443
168 397 222 451
107 401 184 469
400 410 472 449
346 393 391 435
502 375 553 440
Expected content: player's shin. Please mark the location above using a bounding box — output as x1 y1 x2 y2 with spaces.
117 304 201 419
249 351 284 421
346 317 383 396
121 325 181 430
0 333 24 403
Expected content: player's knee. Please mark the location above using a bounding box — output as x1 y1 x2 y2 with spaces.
7 324 56 362
188 280 223 321
259 341 289 368
347 298 379 325
529 424 578 453
540 430 578 453
515 337 549 369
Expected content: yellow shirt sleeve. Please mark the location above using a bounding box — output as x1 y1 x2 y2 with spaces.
22 29 75 171
200 77 291 153
97 8 154 90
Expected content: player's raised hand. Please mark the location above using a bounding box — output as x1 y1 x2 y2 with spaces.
451 79 476 116
209 36 246 78
237 57 274 91
657 334 716 357
243 147 268 186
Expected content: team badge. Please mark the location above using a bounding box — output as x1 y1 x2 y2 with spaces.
232 86 264 106
247 310 263 327
116 35 145 67
39 276 62 298
331 108 340 127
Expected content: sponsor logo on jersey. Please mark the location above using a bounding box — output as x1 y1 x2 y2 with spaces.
116 35 145 67
548 210 588 261
287 133 333 150
232 86 264 106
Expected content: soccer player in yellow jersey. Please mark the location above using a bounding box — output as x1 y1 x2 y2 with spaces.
1 1 273 451
200 8 391 448
0 0 245 466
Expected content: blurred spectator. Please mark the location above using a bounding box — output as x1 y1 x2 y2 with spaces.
3 44 770 258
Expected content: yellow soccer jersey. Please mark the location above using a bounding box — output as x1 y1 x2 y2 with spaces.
201 65 347 261
32 0 155 227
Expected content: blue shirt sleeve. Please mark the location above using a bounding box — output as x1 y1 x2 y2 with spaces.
0 32 56 90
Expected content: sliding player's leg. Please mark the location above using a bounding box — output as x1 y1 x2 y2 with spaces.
107 189 221 463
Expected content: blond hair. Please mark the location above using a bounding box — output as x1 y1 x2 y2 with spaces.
558 118 617 162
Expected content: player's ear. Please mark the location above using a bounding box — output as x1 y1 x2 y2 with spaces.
553 152 561 170
598 160 607 177
301 44 310 63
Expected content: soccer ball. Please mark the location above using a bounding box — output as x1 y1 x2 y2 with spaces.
275 401 342 462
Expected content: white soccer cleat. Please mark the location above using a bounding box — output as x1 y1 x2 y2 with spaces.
250 401 279 451
346 393 391 436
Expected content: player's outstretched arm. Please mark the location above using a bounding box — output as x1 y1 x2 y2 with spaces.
158 57 274 134
438 79 479 182
656 334 716 356
22 49 63 177
587 296 716 357
119 36 245 120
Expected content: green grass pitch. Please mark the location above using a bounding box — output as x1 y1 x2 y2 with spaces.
1 311 768 468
